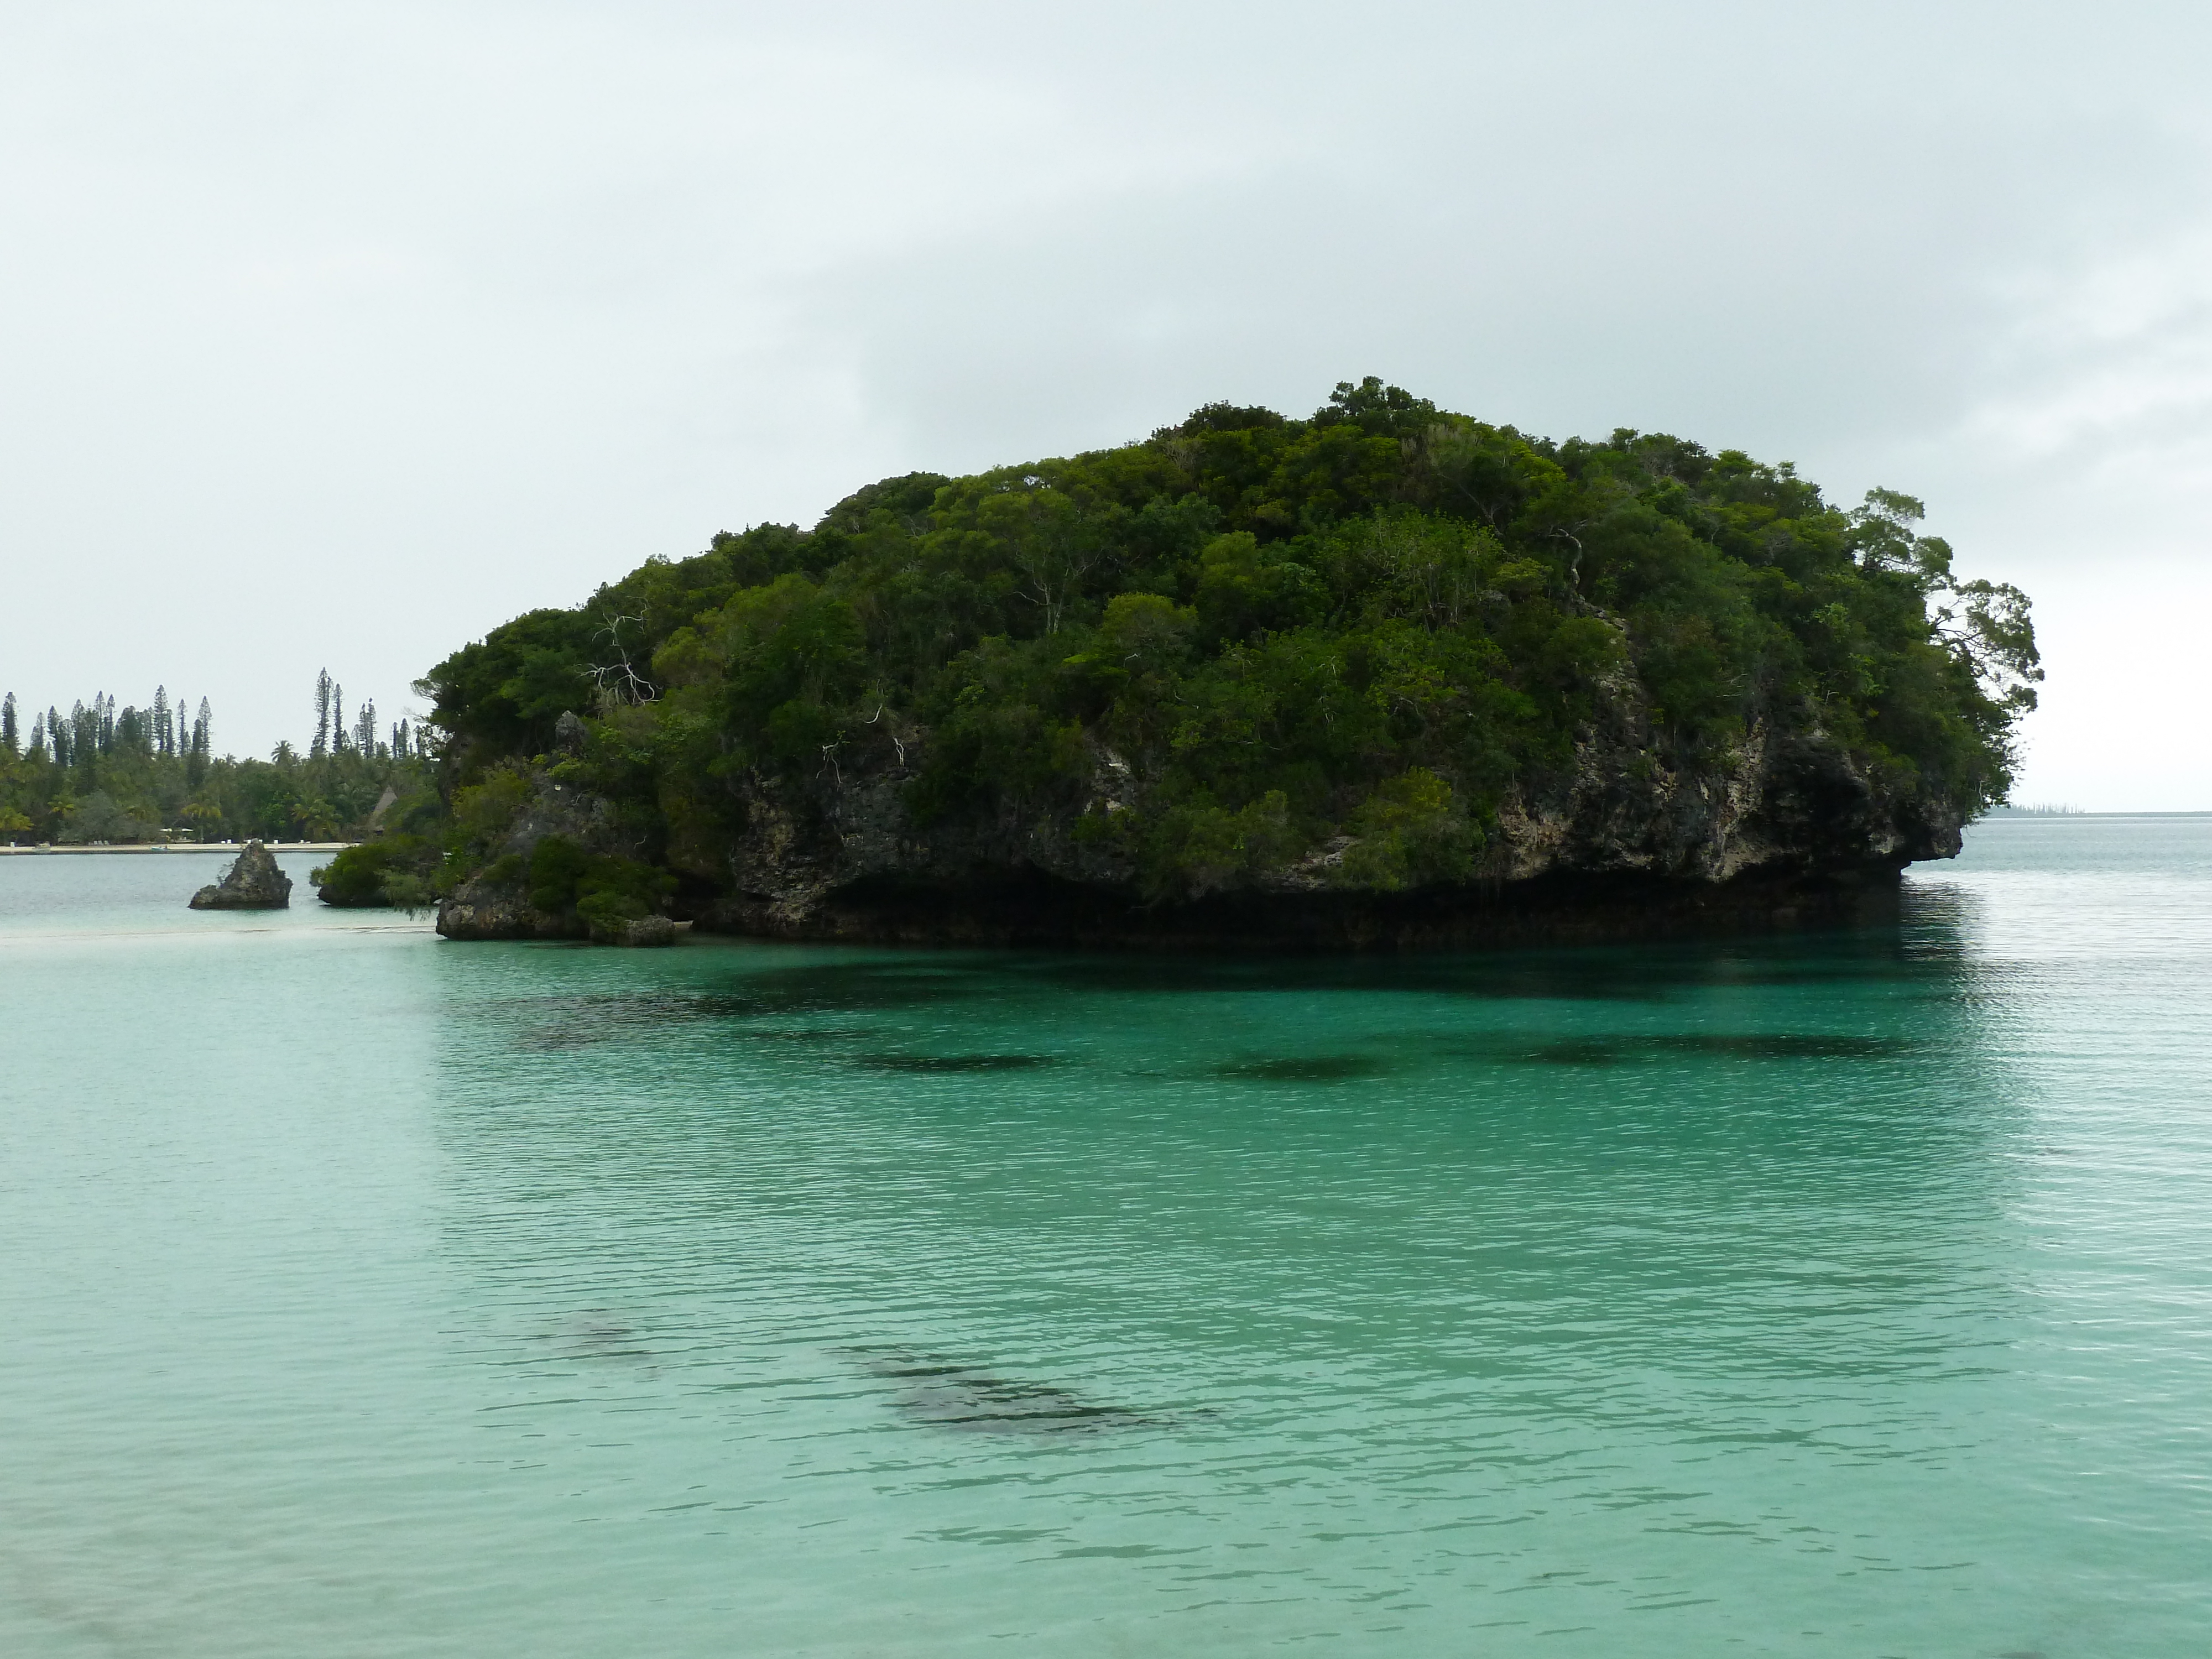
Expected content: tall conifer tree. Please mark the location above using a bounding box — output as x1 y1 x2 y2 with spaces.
312 670 332 759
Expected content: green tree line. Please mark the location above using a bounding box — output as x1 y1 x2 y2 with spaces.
0 672 435 845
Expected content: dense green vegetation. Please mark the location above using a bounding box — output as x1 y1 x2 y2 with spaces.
8 385 2039 910
424 382 2038 905
0 678 432 846
310 756 670 922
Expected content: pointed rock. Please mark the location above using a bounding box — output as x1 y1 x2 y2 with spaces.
189 841 294 910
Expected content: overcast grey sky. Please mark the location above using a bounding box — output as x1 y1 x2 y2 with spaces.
3 1 2206 806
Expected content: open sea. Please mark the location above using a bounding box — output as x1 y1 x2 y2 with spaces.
3 817 2209 1658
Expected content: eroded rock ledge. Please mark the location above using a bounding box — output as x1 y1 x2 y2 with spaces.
434 708 1955 953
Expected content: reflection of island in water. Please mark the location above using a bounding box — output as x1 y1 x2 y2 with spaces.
18 815 2209 1657
424 881 2027 1468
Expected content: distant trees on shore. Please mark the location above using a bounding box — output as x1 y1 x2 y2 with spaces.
0 671 436 845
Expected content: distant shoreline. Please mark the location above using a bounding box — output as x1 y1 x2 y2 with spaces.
0 842 356 855
1978 810 2212 820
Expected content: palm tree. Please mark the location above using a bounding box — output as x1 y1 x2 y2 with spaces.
180 799 223 843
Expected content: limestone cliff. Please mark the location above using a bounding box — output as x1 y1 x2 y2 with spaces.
436 686 1957 951
671 688 1952 950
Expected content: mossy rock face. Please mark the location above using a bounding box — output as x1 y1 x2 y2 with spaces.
434 774 675 946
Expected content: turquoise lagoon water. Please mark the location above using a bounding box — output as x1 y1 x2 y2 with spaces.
2 822 2209 1657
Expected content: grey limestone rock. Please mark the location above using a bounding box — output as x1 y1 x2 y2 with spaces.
607 914 676 948
188 841 293 910
671 670 1961 949
437 670 1968 951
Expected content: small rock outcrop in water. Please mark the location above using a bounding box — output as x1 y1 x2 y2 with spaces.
188 841 293 910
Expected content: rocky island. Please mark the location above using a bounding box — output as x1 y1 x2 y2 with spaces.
388 382 2039 948
187 841 293 910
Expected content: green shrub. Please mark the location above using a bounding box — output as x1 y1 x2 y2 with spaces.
1337 769 1479 891
312 842 397 905
523 834 674 933
312 834 440 909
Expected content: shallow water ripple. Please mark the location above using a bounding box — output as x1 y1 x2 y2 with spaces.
3 822 2210 1655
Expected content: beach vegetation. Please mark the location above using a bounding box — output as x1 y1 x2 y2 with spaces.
0 677 435 847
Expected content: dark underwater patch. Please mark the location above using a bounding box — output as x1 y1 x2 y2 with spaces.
850 1350 1164 1437
860 1053 1053 1072
1214 1054 1389 1082
1653 1034 1913 1060
541 1311 649 1361
490 966 996 1051
1506 1033 1918 1065
494 965 985 1025
512 1025 614 1051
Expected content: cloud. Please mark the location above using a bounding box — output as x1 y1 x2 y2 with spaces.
1966 229 2212 510
0 1 2208 802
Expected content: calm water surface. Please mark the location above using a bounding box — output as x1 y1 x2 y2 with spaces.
3 822 2209 1657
